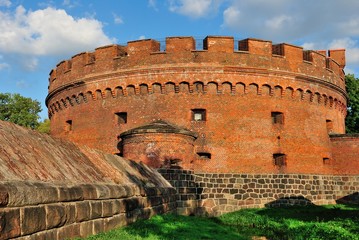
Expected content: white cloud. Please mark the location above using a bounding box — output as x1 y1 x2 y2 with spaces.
148 0 158 11
221 1 359 42
22 57 38 71
329 38 356 50
62 0 79 9
0 55 9 70
16 79 29 88
139 35 146 40
301 42 316 50
168 0 220 18
222 6 240 29
0 62 10 70
265 15 292 30
338 17 359 36
347 48 359 66
218 0 359 76
113 13 124 24
344 66 355 75
0 0 11 7
0 5 114 57
329 38 359 66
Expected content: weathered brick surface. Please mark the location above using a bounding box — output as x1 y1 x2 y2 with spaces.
3 182 59 207
0 208 21 240
58 185 83 202
26 229 58 240
120 124 198 169
0 120 172 189
104 214 127 232
64 203 76 224
330 134 359 174
21 206 46 235
90 201 103 219
0 185 8 207
93 218 105 235
46 36 355 174
75 201 91 222
57 223 81 240
45 204 66 229
0 179 177 239
102 200 114 217
79 220 93 238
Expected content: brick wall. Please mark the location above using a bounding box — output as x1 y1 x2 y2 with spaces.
0 181 176 240
47 85 348 174
330 134 359 174
158 169 359 216
120 121 198 169
46 36 352 174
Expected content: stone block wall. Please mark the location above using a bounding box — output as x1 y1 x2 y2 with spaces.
0 181 176 240
158 169 359 216
157 169 198 216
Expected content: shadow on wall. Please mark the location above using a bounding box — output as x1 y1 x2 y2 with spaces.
116 136 185 170
264 196 314 208
336 192 359 205
160 157 183 169
125 160 171 187
116 139 123 156
122 161 177 217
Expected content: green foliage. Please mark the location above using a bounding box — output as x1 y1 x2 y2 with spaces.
345 74 359 133
82 214 244 240
79 204 359 240
0 93 42 129
36 119 50 134
219 204 359 240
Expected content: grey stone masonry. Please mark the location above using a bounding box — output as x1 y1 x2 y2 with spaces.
158 169 359 216
157 169 198 215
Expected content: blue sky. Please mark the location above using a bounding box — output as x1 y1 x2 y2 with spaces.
1 0 359 120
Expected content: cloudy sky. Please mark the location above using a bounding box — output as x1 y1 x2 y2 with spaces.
1 0 359 119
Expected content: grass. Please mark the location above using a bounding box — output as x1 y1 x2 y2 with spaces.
219 204 359 240
80 204 359 240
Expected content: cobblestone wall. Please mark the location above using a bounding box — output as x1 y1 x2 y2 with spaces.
158 169 359 216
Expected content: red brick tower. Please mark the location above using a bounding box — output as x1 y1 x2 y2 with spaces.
47 36 353 174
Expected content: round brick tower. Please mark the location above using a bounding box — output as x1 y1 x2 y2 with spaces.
119 120 198 169
46 36 347 174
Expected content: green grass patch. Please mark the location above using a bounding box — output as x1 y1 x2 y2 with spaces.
80 204 359 240
82 214 243 240
219 204 359 240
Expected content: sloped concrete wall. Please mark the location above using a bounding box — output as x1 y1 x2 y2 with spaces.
0 120 170 186
0 121 175 239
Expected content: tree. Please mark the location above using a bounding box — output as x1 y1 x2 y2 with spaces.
345 74 359 133
37 119 51 134
0 93 42 129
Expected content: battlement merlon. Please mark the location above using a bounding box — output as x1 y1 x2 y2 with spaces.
48 36 346 90
329 49 346 69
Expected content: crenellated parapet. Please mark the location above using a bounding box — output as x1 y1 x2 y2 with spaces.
48 36 346 95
